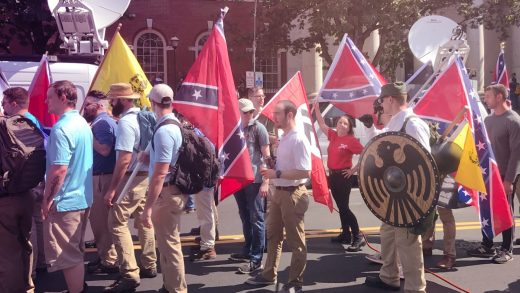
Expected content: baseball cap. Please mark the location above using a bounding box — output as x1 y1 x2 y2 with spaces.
148 84 174 104
238 98 255 112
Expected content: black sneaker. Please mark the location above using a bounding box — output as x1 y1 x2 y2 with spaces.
85 240 97 249
281 283 303 293
190 227 201 235
237 261 263 274
330 233 352 244
139 267 157 278
229 253 250 262
515 238 520 246
492 248 513 264
347 236 366 252
467 245 496 258
87 263 119 274
364 276 400 291
245 274 275 285
103 277 139 292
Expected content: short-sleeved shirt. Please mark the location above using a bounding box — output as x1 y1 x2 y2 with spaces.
327 128 364 170
272 128 312 187
243 119 269 183
46 110 93 212
115 107 147 172
91 112 117 174
148 113 182 181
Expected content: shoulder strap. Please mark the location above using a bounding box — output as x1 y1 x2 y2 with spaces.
151 119 181 150
400 115 418 133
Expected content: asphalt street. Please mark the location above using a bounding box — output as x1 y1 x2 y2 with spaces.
34 188 520 293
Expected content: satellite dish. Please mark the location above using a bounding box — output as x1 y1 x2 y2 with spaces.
408 15 458 64
48 0 130 30
48 0 130 54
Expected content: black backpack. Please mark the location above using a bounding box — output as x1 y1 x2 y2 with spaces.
0 115 46 195
152 119 220 194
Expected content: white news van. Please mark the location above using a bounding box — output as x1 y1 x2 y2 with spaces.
0 56 99 110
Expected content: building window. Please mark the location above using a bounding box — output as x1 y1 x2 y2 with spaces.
256 50 279 94
135 31 166 83
189 32 210 59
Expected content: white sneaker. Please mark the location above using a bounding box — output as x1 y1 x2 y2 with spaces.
365 253 383 264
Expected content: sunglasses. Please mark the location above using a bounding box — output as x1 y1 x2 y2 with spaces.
242 110 255 115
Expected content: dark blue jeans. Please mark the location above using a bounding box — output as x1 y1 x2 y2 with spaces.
234 183 266 264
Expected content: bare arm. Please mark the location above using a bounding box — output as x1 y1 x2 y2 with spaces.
42 165 68 218
93 137 112 157
313 102 330 135
104 151 133 206
259 144 271 197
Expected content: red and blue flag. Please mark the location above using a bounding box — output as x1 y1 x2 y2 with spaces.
412 57 513 238
319 34 386 118
28 55 57 132
172 7 253 200
493 48 509 88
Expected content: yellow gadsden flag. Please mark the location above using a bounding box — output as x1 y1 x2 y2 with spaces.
451 121 487 193
90 31 151 108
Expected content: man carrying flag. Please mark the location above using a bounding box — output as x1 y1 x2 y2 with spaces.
246 100 311 293
467 83 520 263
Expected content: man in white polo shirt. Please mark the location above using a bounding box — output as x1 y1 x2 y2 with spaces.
246 100 311 293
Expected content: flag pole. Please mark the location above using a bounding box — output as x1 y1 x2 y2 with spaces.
439 106 468 142
80 23 123 114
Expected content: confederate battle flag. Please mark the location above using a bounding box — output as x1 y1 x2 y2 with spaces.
493 48 509 88
261 72 333 212
319 34 386 118
172 7 254 200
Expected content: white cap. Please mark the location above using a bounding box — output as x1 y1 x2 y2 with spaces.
148 84 174 104
238 98 255 112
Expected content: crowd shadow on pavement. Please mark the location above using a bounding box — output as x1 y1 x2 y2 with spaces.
484 279 520 293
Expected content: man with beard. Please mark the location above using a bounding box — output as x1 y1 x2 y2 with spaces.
82 90 119 275
103 83 157 292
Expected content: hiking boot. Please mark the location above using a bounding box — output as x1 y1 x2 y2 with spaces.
330 233 351 244
365 253 383 265
87 262 119 274
237 261 263 274
139 267 157 278
281 283 303 293
436 255 456 269
467 245 495 258
245 274 276 285
191 248 217 261
103 277 139 293
515 238 520 246
229 253 250 262
346 236 366 252
492 249 513 264
364 276 400 291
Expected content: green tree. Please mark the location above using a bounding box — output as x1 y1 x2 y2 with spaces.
0 0 60 55
258 0 520 80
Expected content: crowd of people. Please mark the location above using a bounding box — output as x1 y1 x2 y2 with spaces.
0 80 519 293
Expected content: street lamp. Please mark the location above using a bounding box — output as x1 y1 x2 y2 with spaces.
170 36 180 88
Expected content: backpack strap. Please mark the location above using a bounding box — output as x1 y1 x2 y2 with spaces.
151 119 181 150
399 115 418 133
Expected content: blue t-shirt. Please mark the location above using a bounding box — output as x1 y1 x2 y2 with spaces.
46 110 93 212
243 119 269 183
148 114 182 180
24 112 43 131
91 112 117 174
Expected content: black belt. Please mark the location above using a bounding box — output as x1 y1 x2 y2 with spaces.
329 168 350 175
275 184 304 192
126 171 148 176
93 172 113 176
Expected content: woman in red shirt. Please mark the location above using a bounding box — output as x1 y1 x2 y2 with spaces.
315 104 365 251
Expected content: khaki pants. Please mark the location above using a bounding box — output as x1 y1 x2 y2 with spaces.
379 223 426 293
152 185 187 293
90 174 118 266
422 207 456 257
194 187 217 250
262 186 309 286
0 193 34 293
109 174 156 281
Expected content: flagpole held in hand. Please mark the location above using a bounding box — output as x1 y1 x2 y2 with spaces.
439 106 468 142
116 161 142 204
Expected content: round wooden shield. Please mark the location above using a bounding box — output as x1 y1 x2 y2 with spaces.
358 131 441 227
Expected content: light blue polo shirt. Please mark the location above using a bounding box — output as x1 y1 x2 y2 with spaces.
115 108 148 172
46 110 93 211
148 113 182 180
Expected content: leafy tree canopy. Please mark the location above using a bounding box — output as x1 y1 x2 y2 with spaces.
258 0 520 79
0 0 60 55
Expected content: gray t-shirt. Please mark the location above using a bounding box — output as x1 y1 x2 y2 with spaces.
243 119 269 183
484 110 520 182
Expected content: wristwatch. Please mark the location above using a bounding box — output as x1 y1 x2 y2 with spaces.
276 170 282 179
